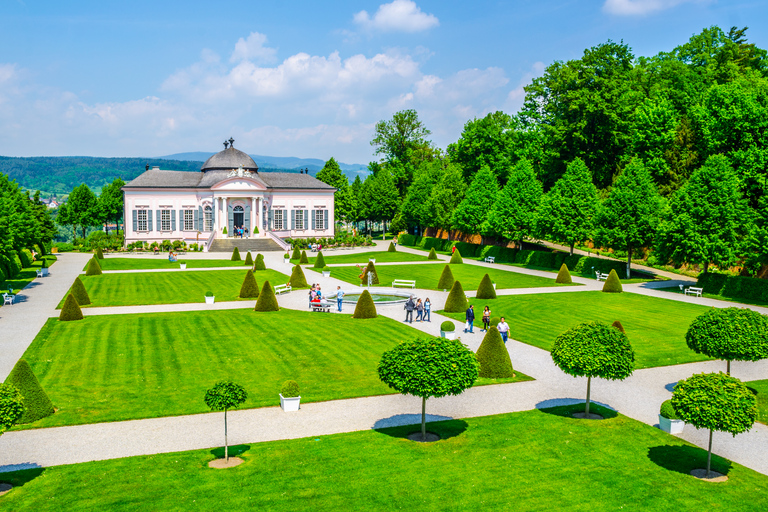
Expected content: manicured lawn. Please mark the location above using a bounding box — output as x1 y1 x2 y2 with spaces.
1 256 57 297
658 285 768 308
293 250 430 265
747 379 768 425
15 309 530 429
3 405 767 511
327 263 569 291
61 269 291 307
89 257 254 271
440 291 714 368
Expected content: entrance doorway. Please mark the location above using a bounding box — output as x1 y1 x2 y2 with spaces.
233 206 244 232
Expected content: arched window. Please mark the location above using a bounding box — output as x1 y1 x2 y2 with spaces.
203 205 212 232
234 205 244 212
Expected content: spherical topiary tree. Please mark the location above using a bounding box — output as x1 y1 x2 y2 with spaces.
672 372 757 479
440 320 455 333
85 257 102 276
253 253 266 271
352 289 377 319
685 307 768 374
450 248 463 264
281 380 300 398
388 242 396 252
254 281 280 311
289 264 308 288
231 247 241 261
6 359 54 423
59 293 84 321
299 250 309 264
378 336 479 441
0 383 25 436
427 248 438 260
314 251 326 269
443 281 468 313
204 381 248 463
94 246 104 260
291 246 301 261
360 261 379 286
601 269 623 293
476 327 514 378
476 273 497 299
551 321 635 418
239 270 259 298
70 276 91 306
555 263 572 284
244 252 253 266
437 265 455 290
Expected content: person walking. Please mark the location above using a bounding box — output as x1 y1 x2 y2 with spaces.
404 296 415 323
424 298 431 322
497 316 510 343
464 304 475 333
336 286 345 312
415 299 424 322
482 305 491 332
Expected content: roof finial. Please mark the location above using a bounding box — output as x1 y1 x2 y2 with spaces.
223 140 229 149
229 137 235 148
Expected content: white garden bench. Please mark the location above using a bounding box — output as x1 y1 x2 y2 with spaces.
484 256 495 263
275 284 292 295
36 269 44 278
595 271 610 281
3 293 15 305
392 279 416 289
684 286 703 297
310 301 332 313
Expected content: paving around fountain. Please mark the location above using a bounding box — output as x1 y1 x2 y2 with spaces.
1 241 767 476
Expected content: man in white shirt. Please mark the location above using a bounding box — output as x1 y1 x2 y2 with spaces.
497 316 510 343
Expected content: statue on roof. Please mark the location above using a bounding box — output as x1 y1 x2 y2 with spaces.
229 137 235 148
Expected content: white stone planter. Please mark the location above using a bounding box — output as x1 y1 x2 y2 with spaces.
284 258 290 264
205 296 215 304
658 415 685 434
280 394 301 412
322 270 331 277
493 283 496 290
441 330 457 340
180 263 187 270
369 258 376 263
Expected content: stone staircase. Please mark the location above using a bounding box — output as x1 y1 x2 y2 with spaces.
208 237 284 253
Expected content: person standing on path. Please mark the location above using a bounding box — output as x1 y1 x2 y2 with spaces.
497 317 510 343
415 299 424 322
336 286 345 312
464 304 475 333
424 298 431 322
482 306 491 332
404 296 415 323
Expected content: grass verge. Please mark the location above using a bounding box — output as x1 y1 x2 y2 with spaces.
746 379 768 425
292 250 430 265
88 258 254 271
1 256 58 297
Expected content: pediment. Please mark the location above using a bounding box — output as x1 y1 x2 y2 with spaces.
211 176 267 191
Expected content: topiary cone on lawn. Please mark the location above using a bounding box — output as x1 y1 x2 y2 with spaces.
427 248 438 260
7 359 54 423
611 320 625 334
59 293 84 321
253 253 266 271
352 289 378 319
314 251 326 269
555 263 572 284
299 250 309 264
95 246 104 260
476 327 514 378
444 281 468 313
361 261 380 285
231 247 241 261
239 270 260 298
450 248 463 264
70 276 91 306
290 264 308 288
254 281 279 311
291 246 301 260
85 257 102 276
388 242 396 252
602 269 623 293
437 265 455 290
476 273 497 299
244 252 253 266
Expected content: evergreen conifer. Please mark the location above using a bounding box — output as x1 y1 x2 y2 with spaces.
59 293 84 321
450 248 464 264
244 252 253 266
291 246 301 260
437 265 455 290
352 289 378 319
70 276 91 305
602 269 623 293
254 281 280 311
427 248 438 260
239 270 260 298
314 251 326 269
555 263 572 284
95 246 104 259
231 247 241 261
85 257 102 276
444 281 468 312
476 327 514 378
476 273 497 299
253 253 266 270
360 261 380 285
300 250 309 264
6 359 54 423
388 242 396 252
290 264 308 288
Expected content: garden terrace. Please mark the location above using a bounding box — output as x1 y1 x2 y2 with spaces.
86 258 256 271
2 406 767 510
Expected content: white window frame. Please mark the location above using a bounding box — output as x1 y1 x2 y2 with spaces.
315 209 325 230
295 209 305 230
160 209 172 232
137 209 148 232
183 209 194 231
204 206 213 232
274 209 284 230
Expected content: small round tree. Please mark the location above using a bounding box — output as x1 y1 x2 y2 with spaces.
85 257 102 276
70 276 91 305
476 327 514 378
388 242 396 252
231 247 241 261
555 263 572 284
476 273 496 299
291 246 301 261
254 281 280 311
602 269 623 293
254 253 266 271
0 383 25 435
289 264 308 288
244 252 253 266
686 307 768 374
450 248 463 264
204 381 248 462
437 265 455 290
6 359 54 423
427 248 438 260
239 270 259 298
352 290 377 319
443 281 468 313
94 246 104 260
299 250 309 264
551 321 635 418
59 293 84 321
672 372 757 479
314 251 326 269
360 261 379 285
378 337 479 441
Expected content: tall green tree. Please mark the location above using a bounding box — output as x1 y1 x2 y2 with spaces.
31 191 57 248
368 168 400 228
485 159 543 247
595 159 663 278
536 158 598 255
316 157 354 223
448 111 516 184
399 159 442 233
451 166 498 235
67 183 101 238
424 161 466 232
98 178 125 233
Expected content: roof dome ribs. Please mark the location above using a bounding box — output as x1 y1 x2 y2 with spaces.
201 138 258 173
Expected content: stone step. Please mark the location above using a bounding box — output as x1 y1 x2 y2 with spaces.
209 238 283 253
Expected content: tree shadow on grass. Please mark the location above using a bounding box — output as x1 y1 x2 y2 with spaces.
535 399 619 419
647 445 732 476
374 417 469 441
209 444 251 459
0 464 45 488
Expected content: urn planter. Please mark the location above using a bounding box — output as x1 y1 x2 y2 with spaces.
280 394 301 412
322 270 331 277
180 263 187 270
440 330 457 340
205 295 215 304
658 415 685 434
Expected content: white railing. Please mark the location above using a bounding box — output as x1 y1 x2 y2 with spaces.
203 230 216 253
268 231 290 251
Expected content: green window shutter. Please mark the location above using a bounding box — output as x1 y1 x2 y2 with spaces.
148 210 153 231
194 208 199 231
268 209 273 230
132 210 137 232
291 209 295 230
171 210 176 231
311 209 316 230
324 210 328 230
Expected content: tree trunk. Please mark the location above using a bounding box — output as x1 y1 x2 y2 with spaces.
626 247 632 280
704 261 709 273
519 238 524 251
224 408 229 462
706 429 713 478
727 360 731 375
585 376 591 416
421 396 426 441
569 242 575 256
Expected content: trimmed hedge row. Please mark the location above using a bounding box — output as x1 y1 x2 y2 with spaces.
697 272 768 303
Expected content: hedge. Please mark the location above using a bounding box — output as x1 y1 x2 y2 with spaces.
476 273 496 300
85 257 102 276
59 293 84 321
444 281 468 313
6 359 54 424
254 253 267 271
476 327 514 378
231 247 241 261
602 269 623 293
352 289 377 319
388 242 396 252
361 261 380 285
239 270 260 298
70 276 91 305
244 252 253 266
555 264 572 284
698 272 768 303
427 248 438 260
314 251 326 269
19 249 34 268
254 281 279 311
299 250 309 264
437 265 455 290
449 249 464 264
289 265 308 288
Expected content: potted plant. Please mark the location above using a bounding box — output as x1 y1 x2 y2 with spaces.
658 399 685 434
284 253 290 263
279 380 301 412
222 226 228 238
440 320 457 340
179 260 187 270
322 267 331 277
205 290 215 304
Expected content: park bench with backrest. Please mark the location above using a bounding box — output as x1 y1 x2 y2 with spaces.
275 284 292 295
310 300 331 313
3 292 15 305
485 256 495 263
393 279 416 289
684 286 703 297
595 271 610 281
36 269 44 278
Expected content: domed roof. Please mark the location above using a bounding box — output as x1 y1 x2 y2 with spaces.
201 141 258 172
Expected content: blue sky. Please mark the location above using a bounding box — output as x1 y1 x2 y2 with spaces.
1 0 766 163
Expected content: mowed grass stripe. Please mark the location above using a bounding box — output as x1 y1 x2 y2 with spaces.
296 250 429 265
87 258 252 271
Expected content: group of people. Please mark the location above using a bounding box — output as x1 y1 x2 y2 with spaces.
309 243 323 252
168 250 178 262
464 304 510 342
232 225 249 238
309 284 346 313
403 296 431 323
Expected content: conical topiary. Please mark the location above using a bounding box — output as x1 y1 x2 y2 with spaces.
611 320 625 334
444 281 468 313
95 246 104 259
476 273 497 299
602 269 623 293
314 251 326 269
231 247 241 261
555 263 572 284
476 327 514 378
290 264 308 288
244 252 253 266
59 293 83 321
360 261 379 285
70 276 91 306
291 246 301 260
299 250 309 264
450 248 463 264
352 289 377 319
85 257 102 276
388 242 396 252
253 253 266 271
254 281 279 311
427 248 438 260
239 270 260 298
437 265 455 290
6 359 54 424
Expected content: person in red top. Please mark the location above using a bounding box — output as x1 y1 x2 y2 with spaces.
452 246 456 254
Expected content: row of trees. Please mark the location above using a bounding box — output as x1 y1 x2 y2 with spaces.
56 179 125 238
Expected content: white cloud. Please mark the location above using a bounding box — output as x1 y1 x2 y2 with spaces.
602 0 700 16
506 61 545 108
354 0 439 33
230 32 277 63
